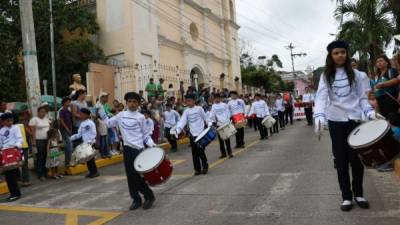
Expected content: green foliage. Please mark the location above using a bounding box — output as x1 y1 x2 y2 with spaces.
0 0 105 101
240 53 291 93
335 0 395 70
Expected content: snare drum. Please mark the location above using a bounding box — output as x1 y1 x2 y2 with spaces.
348 120 400 168
195 127 217 149
134 147 173 186
217 123 237 140
262 116 276 128
0 147 22 172
73 143 96 164
232 113 247 129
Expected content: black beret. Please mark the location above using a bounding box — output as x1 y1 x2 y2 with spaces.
141 109 150 115
255 93 261 97
327 40 349 52
230 91 238 96
185 94 196 100
124 92 141 102
0 112 13 120
80 108 91 115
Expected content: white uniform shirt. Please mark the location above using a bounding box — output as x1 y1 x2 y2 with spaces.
228 99 246 115
210 102 231 126
302 93 314 103
275 99 285 112
176 106 207 137
70 119 97 144
248 100 270 118
163 110 180 128
314 68 374 122
144 118 154 137
102 110 155 149
0 125 23 149
270 106 278 116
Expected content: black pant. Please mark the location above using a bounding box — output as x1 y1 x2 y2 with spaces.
256 117 268 138
278 111 285 128
377 94 399 119
4 168 21 197
272 115 279 133
165 127 177 151
218 135 232 156
285 106 293 125
305 107 313 125
86 158 98 175
235 127 245 147
123 146 155 202
190 136 209 172
36 140 48 178
328 120 364 201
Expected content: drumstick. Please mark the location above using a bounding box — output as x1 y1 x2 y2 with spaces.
383 90 400 106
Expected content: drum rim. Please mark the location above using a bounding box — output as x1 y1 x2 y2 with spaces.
195 127 210 142
348 119 390 149
134 148 166 173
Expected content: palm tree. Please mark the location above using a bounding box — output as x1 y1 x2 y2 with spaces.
335 0 395 70
385 0 400 33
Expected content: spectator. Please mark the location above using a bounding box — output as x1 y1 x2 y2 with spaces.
179 81 185 100
167 83 175 99
157 79 165 98
71 89 88 134
96 93 111 158
59 97 73 167
29 106 51 181
139 90 146 104
145 78 157 102
46 128 62 179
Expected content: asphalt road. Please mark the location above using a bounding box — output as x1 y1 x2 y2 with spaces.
1 121 400 225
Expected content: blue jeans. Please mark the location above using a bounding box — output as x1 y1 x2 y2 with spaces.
99 135 110 157
60 129 73 166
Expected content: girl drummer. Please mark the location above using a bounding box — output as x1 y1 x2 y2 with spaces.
314 40 376 211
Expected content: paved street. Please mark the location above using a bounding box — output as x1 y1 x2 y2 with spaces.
1 122 400 225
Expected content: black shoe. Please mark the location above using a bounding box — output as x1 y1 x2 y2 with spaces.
219 155 227 159
7 195 21 202
228 154 234 158
355 197 370 209
85 173 100 178
340 200 353 211
129 201 142 210
201 168 208 174
194 171 202 176
143 198 155 210
259 137 264 140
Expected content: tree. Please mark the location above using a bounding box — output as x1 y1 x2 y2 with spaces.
0 0 105 101
385 0 400 33
335 0 395 70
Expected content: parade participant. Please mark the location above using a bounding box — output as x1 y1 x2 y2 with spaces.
70 108 100 178
275 94 285 129
314 40 375 211
210 93 233 158
0 113 22 201
99 92 156 210
228 91 246 148
270 101 279 134
162 104 180 152
174 94 210 175
302 87 314 126
248 93 270 140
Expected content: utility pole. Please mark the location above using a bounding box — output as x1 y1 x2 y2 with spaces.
19 0 41 117
49 0 58 117
286 43 307 80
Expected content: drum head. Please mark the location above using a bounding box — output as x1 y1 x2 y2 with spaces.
195 127 210 142
134 148 165 173
348 120 390 148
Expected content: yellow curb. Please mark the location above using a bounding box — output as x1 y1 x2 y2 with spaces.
395 159 400 177
0 182 9 195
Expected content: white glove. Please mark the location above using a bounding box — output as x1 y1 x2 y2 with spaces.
367 111 377 120
314 117 325 136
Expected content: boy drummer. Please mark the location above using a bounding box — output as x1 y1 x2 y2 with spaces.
228 91 246 148
99 92 156 210
210 93 233 158
70 108 100 178
174 94 211 176
248 93 270 140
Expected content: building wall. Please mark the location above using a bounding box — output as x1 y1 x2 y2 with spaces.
94 0 241 94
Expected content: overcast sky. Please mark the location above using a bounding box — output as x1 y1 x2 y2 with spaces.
236 0 340 72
